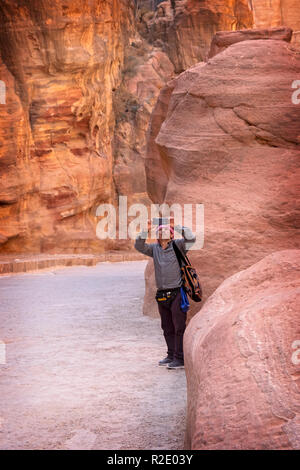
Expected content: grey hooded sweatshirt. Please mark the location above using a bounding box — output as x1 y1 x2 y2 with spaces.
134 225 196 291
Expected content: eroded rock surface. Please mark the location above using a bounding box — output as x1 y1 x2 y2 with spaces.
184 250 300 449
138 0 253 72
0 0 136 253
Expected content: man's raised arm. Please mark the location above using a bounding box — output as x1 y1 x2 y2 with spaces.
173 224 196 254
134 229 155 258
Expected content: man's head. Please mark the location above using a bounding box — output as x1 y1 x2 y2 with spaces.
156 224 174 244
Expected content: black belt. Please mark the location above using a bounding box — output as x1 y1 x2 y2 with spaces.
155 286 181 303
156 286 181 295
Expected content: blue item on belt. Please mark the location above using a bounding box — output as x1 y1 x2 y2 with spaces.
180 287 190 313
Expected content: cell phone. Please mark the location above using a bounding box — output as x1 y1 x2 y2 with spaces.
152 217 169 225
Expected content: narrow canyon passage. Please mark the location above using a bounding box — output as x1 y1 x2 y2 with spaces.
0 261 186 450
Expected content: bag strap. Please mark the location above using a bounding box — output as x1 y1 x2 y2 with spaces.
172 240 191 267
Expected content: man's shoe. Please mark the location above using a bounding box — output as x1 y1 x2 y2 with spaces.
158 356 173 366
167 359 184 369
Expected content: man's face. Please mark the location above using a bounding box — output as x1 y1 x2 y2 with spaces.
157 227 173 243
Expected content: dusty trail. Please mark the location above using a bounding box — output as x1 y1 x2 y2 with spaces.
0 261 186 450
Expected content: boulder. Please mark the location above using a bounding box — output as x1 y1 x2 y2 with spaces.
184 250 300 449
208 26 292 58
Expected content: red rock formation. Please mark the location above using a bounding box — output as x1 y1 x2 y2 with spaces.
0 0 176 254
0 0 136 253
250 0 300 45
184 250 300 449
208 26 292 58
144 32 300 317
139 0 253 71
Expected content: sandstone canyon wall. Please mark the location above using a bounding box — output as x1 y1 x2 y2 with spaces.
184 250 300 449
0 0 254 254
144 31 300 318
0 0 299 256
0 0 138 253
250 0 300 45
138 0 253 72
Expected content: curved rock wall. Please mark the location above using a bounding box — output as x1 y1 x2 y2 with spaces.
144 32 300 317
184 250 300 449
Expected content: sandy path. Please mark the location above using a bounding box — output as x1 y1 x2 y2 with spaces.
0 261 186 450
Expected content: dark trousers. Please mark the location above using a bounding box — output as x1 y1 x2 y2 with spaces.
157 290 187 361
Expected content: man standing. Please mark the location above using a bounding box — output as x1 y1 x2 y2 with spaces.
134 219 196 369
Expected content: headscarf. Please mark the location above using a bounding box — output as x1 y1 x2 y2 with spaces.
155 224 174 239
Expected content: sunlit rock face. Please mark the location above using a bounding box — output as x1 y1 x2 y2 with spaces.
184 250 300 450
139 0 253 72
0 0 136 253
250 0 300 45
144 32 300 318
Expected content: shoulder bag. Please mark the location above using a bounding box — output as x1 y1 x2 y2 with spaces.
172 241 202 302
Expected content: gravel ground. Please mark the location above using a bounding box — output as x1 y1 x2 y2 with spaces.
0 261 186 450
